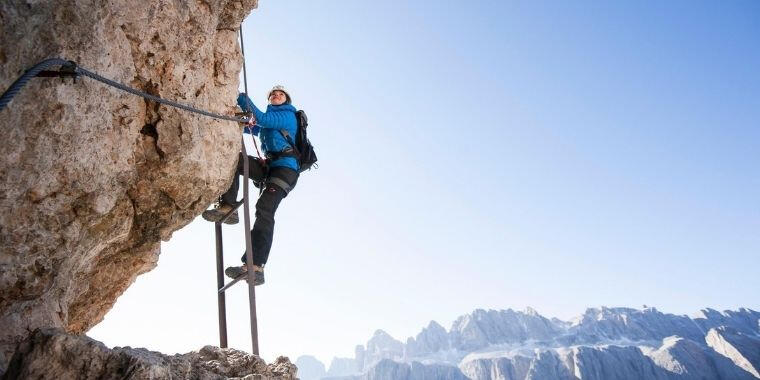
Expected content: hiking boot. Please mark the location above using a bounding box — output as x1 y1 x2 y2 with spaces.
202 203 239 224
225 265 246 279
224 265 265 286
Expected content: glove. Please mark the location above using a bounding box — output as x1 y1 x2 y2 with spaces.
237 93 254 113
244 124 260 136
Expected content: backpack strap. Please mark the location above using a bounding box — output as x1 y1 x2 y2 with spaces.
279 129 297 149
265 129 301 162
266 112 302 162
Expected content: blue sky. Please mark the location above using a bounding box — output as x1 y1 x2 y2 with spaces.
91 0 760 366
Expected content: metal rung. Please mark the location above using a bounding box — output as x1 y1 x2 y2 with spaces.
219 200 244 223
219 274 246 293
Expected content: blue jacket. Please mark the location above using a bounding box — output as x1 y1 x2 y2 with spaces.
237 93 299 171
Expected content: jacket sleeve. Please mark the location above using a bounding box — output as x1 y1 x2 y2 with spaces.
237 93 291 129
237 93 254 113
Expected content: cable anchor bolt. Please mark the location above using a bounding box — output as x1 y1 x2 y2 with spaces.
35 60 80 83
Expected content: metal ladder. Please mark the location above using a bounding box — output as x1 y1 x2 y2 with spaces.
213 137 259 355
213 25 259 355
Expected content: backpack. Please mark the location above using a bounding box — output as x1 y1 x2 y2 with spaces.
277 110 318 173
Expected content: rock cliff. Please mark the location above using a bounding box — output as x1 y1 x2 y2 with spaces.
0 0 271 375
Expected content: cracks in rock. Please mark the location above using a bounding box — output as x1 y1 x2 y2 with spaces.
57 299 66 325
119 24 141 76
139 122 165 160
139 124 158 139
117 23 168 161
187 195 206 213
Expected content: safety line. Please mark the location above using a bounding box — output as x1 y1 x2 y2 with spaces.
0 58 251 123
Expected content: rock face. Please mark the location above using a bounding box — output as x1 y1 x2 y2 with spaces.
364 359 469 380
405 321 449 358
327 357 361 378
2 329 297 380
0 0 256 369
296 355 327 380
361 330 403 370
308 307 760 380
706 326 760 378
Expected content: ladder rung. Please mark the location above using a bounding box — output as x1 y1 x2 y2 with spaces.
218 274 246 293
218 200 244 224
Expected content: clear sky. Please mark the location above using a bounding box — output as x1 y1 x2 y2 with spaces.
90 0 760 367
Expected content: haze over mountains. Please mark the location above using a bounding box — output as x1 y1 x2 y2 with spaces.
296 306 760 380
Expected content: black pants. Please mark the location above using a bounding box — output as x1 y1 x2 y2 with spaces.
220 153 268 206
220 153 299 267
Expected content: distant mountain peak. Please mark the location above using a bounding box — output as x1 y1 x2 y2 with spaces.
300 306 760 380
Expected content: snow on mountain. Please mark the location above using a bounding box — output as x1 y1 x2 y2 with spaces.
307 306 760 379
565 307 705 344
449 308 563 351
706 326 760 378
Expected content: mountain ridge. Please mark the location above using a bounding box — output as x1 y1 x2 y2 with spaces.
296 306 760 380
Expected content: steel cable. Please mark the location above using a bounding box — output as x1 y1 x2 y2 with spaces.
1 58 251 123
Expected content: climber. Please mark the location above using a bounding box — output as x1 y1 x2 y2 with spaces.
202 85 300 286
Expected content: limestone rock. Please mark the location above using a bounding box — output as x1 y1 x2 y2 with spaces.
449 308 562 351
647 336 756 379
706 326 760 378
295 355 327 380
306 307 760 379
0 0 256 369
327 357 361 378
359 330 403 371
2 328 297 380
405 320 449 358
362 359 468 380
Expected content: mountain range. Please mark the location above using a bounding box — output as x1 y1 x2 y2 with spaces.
296 306 760 380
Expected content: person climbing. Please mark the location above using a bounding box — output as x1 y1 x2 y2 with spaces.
202 85 300 286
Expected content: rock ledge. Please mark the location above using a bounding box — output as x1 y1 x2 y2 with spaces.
2 329 297 380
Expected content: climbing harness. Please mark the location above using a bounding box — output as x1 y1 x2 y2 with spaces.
0 58 251 124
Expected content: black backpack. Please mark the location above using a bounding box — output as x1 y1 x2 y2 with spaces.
277 110 318 172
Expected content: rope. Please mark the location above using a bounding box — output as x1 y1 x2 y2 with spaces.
0 58 251 124
0 58 71 112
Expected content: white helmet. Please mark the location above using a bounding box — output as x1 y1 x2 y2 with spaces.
268 85 291 104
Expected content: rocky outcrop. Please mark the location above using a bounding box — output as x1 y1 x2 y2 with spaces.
0 0 257 369
2 329 296 380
